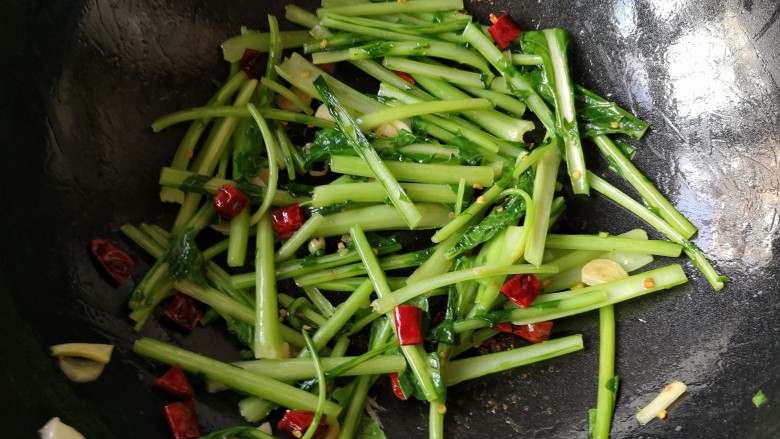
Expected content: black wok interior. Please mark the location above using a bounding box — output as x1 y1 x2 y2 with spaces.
2 0 780 437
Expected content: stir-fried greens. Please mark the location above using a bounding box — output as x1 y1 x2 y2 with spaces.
102 1 727 438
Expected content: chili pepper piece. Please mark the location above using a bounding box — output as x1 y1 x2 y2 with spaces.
89 238 137 284
487 13 523 49
212 185 250 220
155 364 195 400
163 400 201 439
271 203 304 239
388 372 407 400
499 273 542 308
163 294 202 333
239 48 267 80
393 70 415 85
491 322 514 334
277 410 327 438
492 321 553 344
393 305 424 346
514 321 554 344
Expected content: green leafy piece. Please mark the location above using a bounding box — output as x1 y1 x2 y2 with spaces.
447 170 534 258
394 349 444 401
234 179 265 204
226 317 254 349
200 426 274 439
285 182 315 198
431 286 458 346
753 390 768 407
234 123 270 179
179 175 212 196
306 200 356 216
575 86 649 140
526 69 649 140
166 227 207 285
302 126 366 171
357 414 389 439
471 309 512 328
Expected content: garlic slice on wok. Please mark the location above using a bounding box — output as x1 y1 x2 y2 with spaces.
39 417 86 439
50 343 113 383
581 259 629 286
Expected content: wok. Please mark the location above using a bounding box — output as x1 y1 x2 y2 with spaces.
2 0 779 437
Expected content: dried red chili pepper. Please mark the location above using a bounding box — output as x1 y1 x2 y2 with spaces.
238 48 266 80
393 70 415 85
487 13 523 49
514 321 553 344
277 410 327 438
271 203 304 239
499 273 542 308
155 364 195 400
212 185 250 220
388 372 407 400
393 305 423 346
163 400 201 439
162 294 201 332
492 321 554 344
491 322 514 334
89 238 137 284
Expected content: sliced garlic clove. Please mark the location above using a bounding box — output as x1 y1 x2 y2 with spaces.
314 103 335 122
58 356 106 383
50 343 113 364
39 417 86 439
373 120 412 138
581 259 629 286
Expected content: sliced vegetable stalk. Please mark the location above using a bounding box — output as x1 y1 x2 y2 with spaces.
593 305 617 439
593 134 697 239
338 319 394 439
315 76 422 228
254 213 286 359
445 335 584 386
329 155 495 187
523 144 561 266
522 29 588 194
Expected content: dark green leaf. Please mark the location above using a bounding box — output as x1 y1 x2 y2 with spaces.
574 86 649 140
357 414 389 439
306 200 356 216
166 228 207 285
179 175 211 196
286 182 315 198
447 170 534 258
234 179 265 204
200 426 274 439
226 317 254 348
234 123 269 179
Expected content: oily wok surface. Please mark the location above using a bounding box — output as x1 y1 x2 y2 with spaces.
1 0 780 437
